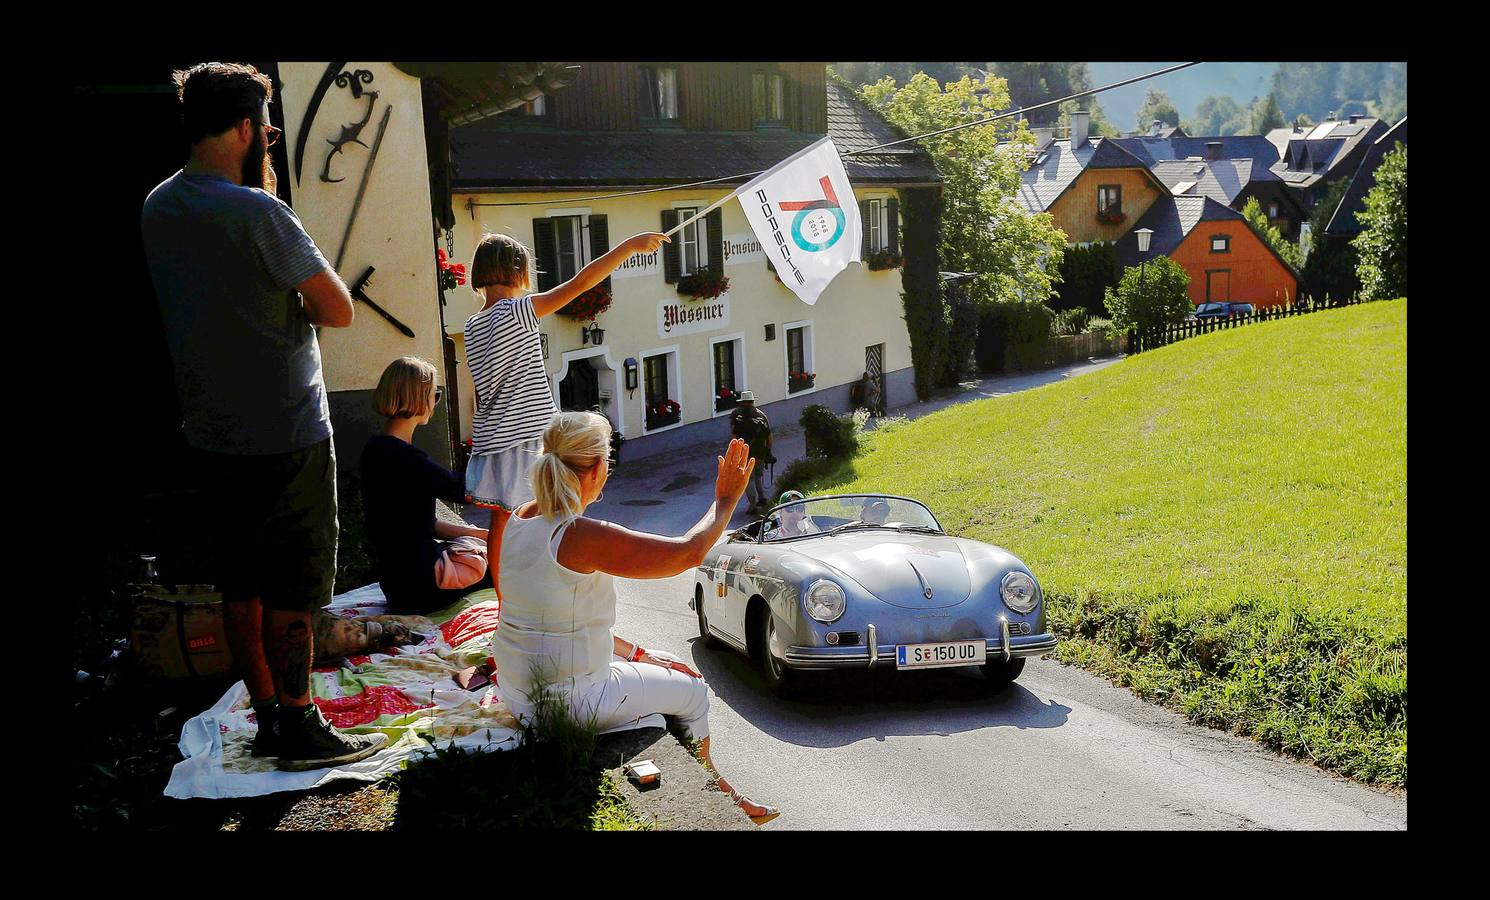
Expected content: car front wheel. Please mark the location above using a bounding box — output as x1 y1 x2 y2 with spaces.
757 613 800 696
979 657 1025 693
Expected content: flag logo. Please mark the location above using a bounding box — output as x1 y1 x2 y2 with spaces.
780 176 846 252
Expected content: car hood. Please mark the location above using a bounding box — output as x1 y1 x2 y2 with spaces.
787 531 970 609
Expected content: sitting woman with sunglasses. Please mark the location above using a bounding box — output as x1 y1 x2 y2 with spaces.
360 357 492 615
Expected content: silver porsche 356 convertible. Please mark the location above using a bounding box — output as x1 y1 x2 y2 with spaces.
690 494 1055 694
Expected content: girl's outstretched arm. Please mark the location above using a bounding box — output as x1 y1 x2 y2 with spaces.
531 232 670 318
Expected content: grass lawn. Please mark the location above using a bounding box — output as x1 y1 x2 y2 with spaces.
801 299 1407 787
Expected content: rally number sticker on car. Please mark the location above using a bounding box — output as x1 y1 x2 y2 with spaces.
896 640 986 670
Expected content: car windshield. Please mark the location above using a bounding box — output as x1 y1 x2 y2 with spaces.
759 495 941 542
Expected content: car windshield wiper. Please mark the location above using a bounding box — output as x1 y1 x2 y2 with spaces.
826 520 887 536
895 524 943 535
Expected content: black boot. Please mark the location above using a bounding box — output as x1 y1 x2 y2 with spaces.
273 704 388 771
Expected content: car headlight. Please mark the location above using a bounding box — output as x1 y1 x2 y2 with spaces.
1000 571 1039 614
805 580 846 623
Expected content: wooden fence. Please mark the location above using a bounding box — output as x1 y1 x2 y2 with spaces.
1130 296 1370 354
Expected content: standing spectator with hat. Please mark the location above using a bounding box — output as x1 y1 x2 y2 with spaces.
729 391 774 514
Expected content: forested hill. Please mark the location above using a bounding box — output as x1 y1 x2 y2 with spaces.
832 62 1406 136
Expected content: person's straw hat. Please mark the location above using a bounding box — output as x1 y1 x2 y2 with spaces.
737 391 756 403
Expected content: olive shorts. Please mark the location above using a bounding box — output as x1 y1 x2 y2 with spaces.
193 438 338 612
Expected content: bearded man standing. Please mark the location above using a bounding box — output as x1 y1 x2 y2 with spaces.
141 62 385 771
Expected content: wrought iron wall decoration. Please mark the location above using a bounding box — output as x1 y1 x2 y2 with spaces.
321 88 381 183
334 68 375 98
293 61 346 186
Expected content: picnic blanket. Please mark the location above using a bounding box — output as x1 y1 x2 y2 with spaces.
164 583 663 800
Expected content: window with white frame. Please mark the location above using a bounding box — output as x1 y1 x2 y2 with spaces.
1268 201 1279 218
711 334 745 411
867 198 884 251
676 206 709 276
642 347 682 429
547 215 584 282
640 65 679 121
785 322 814 392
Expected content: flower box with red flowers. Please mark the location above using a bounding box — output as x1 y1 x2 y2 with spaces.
788 371 816 393
864 248 904 271
646 399 682 430
676 271 730 300
559 285 613 322
714 387 740 412
1096 209 1126 226
436 248 467 293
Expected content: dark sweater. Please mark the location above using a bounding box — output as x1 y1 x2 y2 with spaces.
360 434 467 612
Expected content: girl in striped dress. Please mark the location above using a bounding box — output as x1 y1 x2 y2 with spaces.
464 230 668 594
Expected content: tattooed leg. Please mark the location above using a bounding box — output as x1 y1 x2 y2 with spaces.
266 611 315 706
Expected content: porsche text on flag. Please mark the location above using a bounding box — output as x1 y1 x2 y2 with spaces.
737 136 862 306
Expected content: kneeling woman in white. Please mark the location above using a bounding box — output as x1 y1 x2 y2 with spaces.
490 411 777 824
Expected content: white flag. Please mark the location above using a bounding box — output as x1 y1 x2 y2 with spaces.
736 136 861 306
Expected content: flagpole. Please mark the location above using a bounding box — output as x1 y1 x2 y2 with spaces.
664 191 739 237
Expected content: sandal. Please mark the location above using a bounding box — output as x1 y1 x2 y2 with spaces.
729 788 781 826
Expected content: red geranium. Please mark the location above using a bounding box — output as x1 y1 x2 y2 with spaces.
560 285 613 322
437 247 467 292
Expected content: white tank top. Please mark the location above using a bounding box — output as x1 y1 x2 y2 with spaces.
489 509 615 715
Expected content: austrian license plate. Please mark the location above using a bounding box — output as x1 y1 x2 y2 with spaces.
896 640 986 670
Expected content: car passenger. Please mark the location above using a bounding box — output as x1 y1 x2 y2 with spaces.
861 499 891 525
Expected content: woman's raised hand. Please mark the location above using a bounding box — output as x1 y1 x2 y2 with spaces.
715 438 755 506
624 232 671 255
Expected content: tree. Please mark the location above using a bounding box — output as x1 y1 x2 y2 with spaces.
1104 256 1193 334
858 72 1067 388
1301 177 1358 300
860 73 1067 310
1051 242 1120 316
1136 89 1181 131
1185 95 1245 136
1353 144 1407 300
1056 98 1121 137
1253 92 1286 133
1241 197 1302 272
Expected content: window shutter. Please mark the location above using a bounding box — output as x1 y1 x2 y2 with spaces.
860 200 872 256
531 218 557 291
661 209 680 283
588 214 612 294
707 208 724 277
887 197 899 256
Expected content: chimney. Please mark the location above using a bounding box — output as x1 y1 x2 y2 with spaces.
1204 141 1223 161
1348 113 1361 124
1150 119 1164 136
1032 127 1055 153
1070 109 1090 148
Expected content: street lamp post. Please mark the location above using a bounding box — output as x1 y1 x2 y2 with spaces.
1135 228 1153 350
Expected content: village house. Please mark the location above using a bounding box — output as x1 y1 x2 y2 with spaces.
1325 117 1407 237
445 63 941 462
1113 196 1299 307
1266 114 1391 210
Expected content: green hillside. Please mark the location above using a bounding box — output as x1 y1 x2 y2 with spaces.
807 300 1407 786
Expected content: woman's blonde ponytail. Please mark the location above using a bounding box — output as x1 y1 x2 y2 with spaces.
531 411 612 520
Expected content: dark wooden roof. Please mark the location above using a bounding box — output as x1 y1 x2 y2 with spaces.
1326 117 1407 236
450 79 939 190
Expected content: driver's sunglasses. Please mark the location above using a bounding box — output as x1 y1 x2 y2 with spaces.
261 122 283 148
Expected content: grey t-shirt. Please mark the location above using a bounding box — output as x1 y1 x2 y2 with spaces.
142 171 332 455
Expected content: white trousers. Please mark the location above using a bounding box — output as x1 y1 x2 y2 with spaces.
509 656 711 741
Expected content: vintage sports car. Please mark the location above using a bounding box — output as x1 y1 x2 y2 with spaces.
690 494 1054 694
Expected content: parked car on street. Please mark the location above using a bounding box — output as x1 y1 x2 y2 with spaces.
690 494 1053 695
1192 302 1255 319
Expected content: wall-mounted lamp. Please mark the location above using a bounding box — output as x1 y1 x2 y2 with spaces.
581 323 606 346
624 357 639 392
540 332 549 360
764 324 776 341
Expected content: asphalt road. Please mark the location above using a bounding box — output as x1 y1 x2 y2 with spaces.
611 571 1406 831
465 358 1407 829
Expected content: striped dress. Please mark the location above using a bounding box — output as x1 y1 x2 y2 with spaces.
465 295 556 455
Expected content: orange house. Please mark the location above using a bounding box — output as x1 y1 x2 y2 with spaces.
1115 196 1298 308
